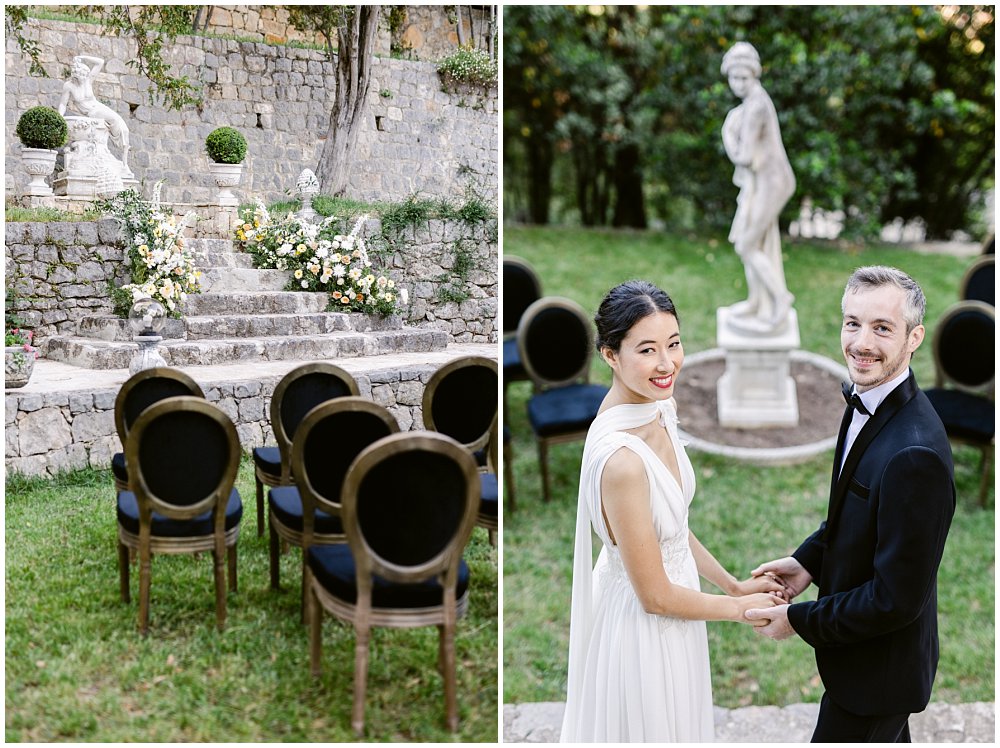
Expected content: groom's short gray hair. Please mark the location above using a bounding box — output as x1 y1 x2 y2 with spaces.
842 265 926 332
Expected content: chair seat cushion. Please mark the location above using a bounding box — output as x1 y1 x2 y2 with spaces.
528 383 608 437
503 338 526 380
252 445 281 479
480 473 498 517
307 544 470 608
117 488 243 538
269 485 343 535
925 388 995 442
111 452 127 483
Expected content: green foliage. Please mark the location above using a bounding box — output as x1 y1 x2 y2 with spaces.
205 126 248 164
503 6 995 238
502 225 994 707
4 203 99 222
379 194 438 234
286 5 353 59
15 106 68 149
5 458 498 741
4 7 46 76
437 45 498 88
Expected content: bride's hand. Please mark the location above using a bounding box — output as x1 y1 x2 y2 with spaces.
731 573 790 601
733 592 782 626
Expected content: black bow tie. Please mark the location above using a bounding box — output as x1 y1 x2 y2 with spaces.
841 381 872 416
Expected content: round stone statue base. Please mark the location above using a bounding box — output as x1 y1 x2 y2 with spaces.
716 306 801 428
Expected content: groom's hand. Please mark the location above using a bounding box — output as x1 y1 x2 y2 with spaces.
751 557 812 600
745 604 794 640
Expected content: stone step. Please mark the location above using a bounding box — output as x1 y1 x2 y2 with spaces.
186 238 235 253
74 309 404 341
184 312 404 339
193 251 255 269
182 291 330 316
45 328 448 370
199 267 289 293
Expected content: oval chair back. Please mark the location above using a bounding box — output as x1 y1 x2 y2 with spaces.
517 296 596 389
271 362 360 480
932 300 995 395
960 255 995 307
112 367 204 491
343 431 479 586
422 355 498 458
292 397 401 546
503 256 543 336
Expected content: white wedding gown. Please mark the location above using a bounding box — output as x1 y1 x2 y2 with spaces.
560 398 715 742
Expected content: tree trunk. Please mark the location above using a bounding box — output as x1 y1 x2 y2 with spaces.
455 5 467 46
527 137 553 224
612 143 647 228
316 6 380 196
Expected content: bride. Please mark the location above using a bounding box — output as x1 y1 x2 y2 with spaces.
560 280 785 742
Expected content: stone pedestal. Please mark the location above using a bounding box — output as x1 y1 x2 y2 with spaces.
53 116 136 198
716 306 800 428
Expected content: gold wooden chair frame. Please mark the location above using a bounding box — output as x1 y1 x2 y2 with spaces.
959 254 995 306
254 362 359 536
116 396 242 634
476 418 499 546
269 397 399 611
307 431 479 735
112 367 204 492
421 355 499 468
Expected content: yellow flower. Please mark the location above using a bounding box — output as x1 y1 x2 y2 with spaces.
294 269 303 279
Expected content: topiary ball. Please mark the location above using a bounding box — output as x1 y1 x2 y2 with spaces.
16 106 69 150
205 127 248 164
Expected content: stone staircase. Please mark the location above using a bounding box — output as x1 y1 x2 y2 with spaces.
45 238 449 369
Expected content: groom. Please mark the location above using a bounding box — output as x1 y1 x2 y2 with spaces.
746 266 955 742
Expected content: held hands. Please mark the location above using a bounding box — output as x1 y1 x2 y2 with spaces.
733 592 783 627
750 556 812 601
731 573 790 602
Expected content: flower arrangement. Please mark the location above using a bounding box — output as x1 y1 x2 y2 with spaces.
235 202 403 316
436 45 497 88
97 182 202 317
5 327 38 358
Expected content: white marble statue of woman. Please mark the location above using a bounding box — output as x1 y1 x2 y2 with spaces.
721 42 796 333
58 55 131 173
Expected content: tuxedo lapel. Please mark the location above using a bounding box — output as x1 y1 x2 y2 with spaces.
821 371 920 542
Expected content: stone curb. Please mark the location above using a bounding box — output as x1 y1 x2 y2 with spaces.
503 701 996 743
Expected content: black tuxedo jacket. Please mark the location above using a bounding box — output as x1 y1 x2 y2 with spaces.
787 370 955 716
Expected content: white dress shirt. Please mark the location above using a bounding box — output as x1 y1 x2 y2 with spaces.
840 367 912 476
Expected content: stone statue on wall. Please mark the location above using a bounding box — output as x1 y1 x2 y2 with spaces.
720 42 796 335
58 55 131 176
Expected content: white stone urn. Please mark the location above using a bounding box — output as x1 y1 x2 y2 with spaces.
21 148 58 196
208 162 243 207
5 346 36 388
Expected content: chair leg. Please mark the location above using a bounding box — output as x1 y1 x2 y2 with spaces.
228 542 238 592
441 620 458 731
309 584 323 677
300 559 311 626
538 439 551 502
979 446 994 507
118 540 131 603
269 521 281 590
503 441 516 513
488 529 496 547
138 547 152 635
213 541 227 631
352 622 371 736
255 476 265 537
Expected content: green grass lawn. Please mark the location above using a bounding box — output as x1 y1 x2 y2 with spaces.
5 457 499 742
502 225 994 708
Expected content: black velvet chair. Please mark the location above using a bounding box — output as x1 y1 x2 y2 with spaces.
924 300 995 506
253 363 359 536
116 396 242 634
517 296 608 502
306 431 479 735
503 256 543 388
422 355 498 468
477 419 499 546
112 367 205 492
960 255 994 306
268 397 399 614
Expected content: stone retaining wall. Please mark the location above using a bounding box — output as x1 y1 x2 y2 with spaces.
4 218 498 349
5 364 437 478
5 17 497 205
4 219 128 342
